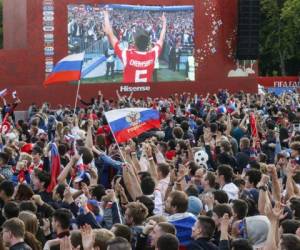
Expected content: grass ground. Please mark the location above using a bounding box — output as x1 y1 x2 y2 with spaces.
81 68 187 84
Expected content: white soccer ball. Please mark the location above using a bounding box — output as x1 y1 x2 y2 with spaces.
194 150 208 168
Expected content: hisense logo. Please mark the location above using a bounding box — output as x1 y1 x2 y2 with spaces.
120 85 151 93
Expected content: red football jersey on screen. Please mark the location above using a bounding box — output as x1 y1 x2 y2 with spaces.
114 42 161 83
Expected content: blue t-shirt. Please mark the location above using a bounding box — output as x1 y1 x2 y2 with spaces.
231 127 245 144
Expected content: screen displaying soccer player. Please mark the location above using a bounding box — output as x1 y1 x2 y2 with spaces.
68 4 195 84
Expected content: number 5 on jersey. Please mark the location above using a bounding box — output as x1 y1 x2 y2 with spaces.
135 70 148 83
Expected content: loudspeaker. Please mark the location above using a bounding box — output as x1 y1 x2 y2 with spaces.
236 0 260 60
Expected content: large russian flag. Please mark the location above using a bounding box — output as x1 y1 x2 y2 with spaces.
44 52 84 86
105 108 161 143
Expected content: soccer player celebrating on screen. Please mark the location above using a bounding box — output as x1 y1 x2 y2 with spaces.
102 9 167 83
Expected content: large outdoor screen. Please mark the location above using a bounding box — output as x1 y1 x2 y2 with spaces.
68 4 195 84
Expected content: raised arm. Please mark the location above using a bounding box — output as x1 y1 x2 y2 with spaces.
116 90 126 103
85 119 94 149
157 13 167 48
225 114 232 136
258 174 270 215
239 113 248 132
123 163 143 200
98 90 103 106
145 144 158 182
264 202 283 250
57 155 78 184
102 10 118 48
1 97 7 106
285 161 300 200
267 165 281 202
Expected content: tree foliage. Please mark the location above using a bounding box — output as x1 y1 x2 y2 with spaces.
259 0 300 76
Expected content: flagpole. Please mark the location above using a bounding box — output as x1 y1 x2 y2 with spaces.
74 79 81 114
104 111 126 163
74 52 85 114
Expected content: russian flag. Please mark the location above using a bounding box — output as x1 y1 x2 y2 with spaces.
44 52 85 86
47 143 61 192
75 156 85 174
105 108 161 143
73 156 90 183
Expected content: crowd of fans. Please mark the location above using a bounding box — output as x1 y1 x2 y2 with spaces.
1 89 300 250
68 6 194 51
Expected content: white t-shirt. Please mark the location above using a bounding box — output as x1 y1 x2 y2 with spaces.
222 182 239 200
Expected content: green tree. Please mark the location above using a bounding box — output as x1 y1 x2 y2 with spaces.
281 0 300 58
259 0 300 76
